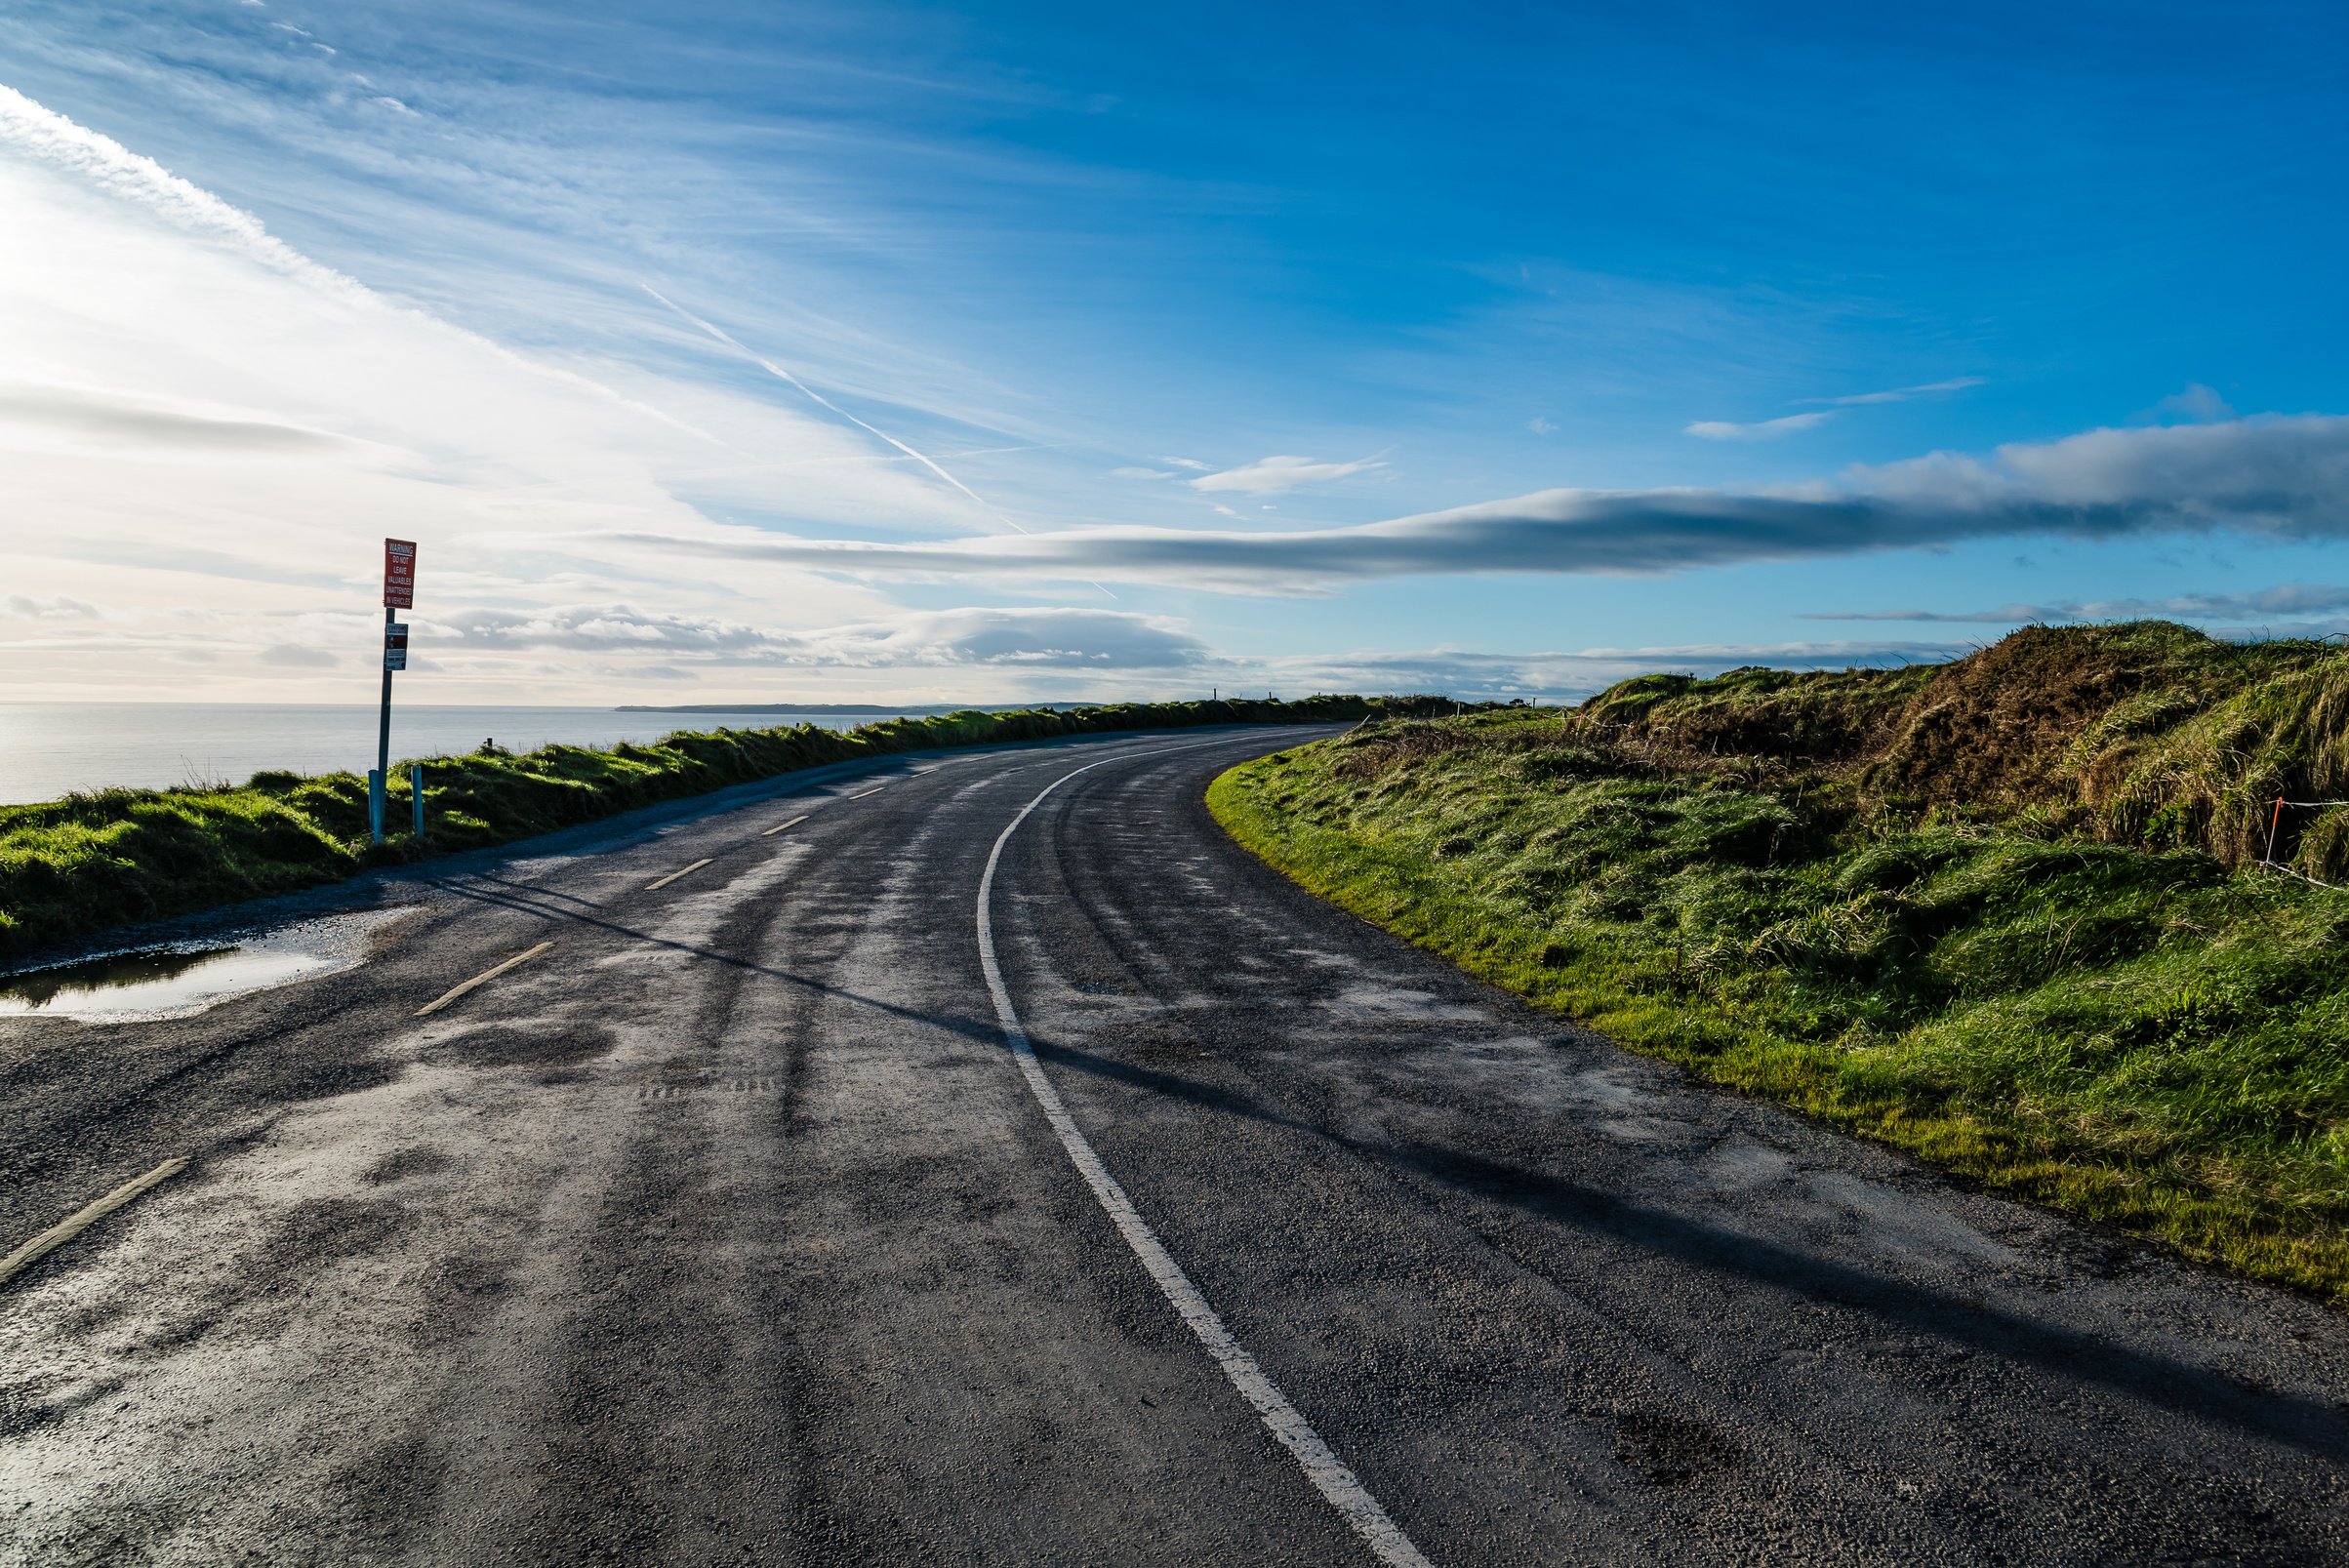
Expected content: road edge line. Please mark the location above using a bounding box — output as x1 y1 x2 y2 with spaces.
975 746 1435 1568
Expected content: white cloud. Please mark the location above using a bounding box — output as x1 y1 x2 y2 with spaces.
0 382 357 456
257 642 339 667
585 413 2349 595
2146 382 2236 423
1189 454 1385 494
1804 582 2349 625
1246 636 1966 703
0 593 99 620
1690 378 1982 441
792 607 1207 668
1157 457 1212 470
421 601 1207 669
1685 411 1836 441
1799 377 1985 408
1109 465 1175 479
1528 417 1557 435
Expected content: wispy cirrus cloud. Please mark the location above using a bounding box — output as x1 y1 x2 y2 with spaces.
1688 377 1983 439
0 83 1025 702
1797 376 1986 408
1188 454 1386 494
0 382 357 456
1684 411 1837 441
589 413 2349 595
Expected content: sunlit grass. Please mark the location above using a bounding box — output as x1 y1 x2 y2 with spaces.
1210 637 2349 1303
0 696 1398 962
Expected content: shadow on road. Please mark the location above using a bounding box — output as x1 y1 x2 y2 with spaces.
439 863 2347 1461
436 876 1001 1046
1022 1028 2349 1460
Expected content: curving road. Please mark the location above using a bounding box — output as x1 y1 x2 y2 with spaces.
3 727 2346 1565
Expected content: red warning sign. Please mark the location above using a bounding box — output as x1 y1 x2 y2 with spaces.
384 539 417 609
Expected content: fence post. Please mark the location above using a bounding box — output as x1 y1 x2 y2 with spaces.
411 763 425 838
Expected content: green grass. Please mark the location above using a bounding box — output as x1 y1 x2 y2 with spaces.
0 695 1428 964
1209 631 2349 1304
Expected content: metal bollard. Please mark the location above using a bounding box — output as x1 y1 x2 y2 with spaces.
411 763 425 838
368 768 385 843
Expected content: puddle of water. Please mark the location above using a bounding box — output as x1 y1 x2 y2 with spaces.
0 907 404 1023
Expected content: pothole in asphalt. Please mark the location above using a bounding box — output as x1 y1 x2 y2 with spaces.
0 907 406 1022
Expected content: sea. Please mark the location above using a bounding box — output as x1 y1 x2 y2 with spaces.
0 704 927 806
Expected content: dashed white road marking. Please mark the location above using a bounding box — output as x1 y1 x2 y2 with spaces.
644 858 714 892
844 786 886 800
0 1156 190 1289
976 749 1434 1568
761 814 811 837
415 941 555 1017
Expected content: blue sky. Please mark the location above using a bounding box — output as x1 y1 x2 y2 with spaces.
2 0 2346 702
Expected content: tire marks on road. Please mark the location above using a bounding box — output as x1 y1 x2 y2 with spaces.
977 752 1436 1568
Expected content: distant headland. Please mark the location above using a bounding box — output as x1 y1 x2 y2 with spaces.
615 703 986 715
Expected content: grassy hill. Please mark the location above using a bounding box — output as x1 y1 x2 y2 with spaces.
1209 623 2349 1303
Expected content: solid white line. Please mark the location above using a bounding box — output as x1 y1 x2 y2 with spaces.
0 1156 190 1289
975 750 1434 1568
762 814 811 837
645 857 714 891
415 941 555 1017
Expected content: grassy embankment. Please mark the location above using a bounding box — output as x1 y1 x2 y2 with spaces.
1 696 1422 965
1209 623 2349 1302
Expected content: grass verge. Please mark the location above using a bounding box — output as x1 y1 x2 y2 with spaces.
1208 631 2349 1305
1 696 1420 965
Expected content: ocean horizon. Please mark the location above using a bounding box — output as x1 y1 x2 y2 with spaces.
0 703 931 806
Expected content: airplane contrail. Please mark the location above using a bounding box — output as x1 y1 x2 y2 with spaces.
641 286 1114 597
643 288 1013 526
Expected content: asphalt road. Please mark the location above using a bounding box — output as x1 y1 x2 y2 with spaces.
3 726 2346 1565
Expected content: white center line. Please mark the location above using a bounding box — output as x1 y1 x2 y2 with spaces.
761 814 810 837
844 785 886 800
0 1156 190 1289
415 941 555 1017
976 750 1434 1568
644 858 714 892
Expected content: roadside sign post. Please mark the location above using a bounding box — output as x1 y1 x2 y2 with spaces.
375 540 417 844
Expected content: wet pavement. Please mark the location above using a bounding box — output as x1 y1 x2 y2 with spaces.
0 908 409 1024
1 729 2345 1565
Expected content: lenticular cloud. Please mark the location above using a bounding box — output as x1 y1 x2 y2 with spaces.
591 413 2349 594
